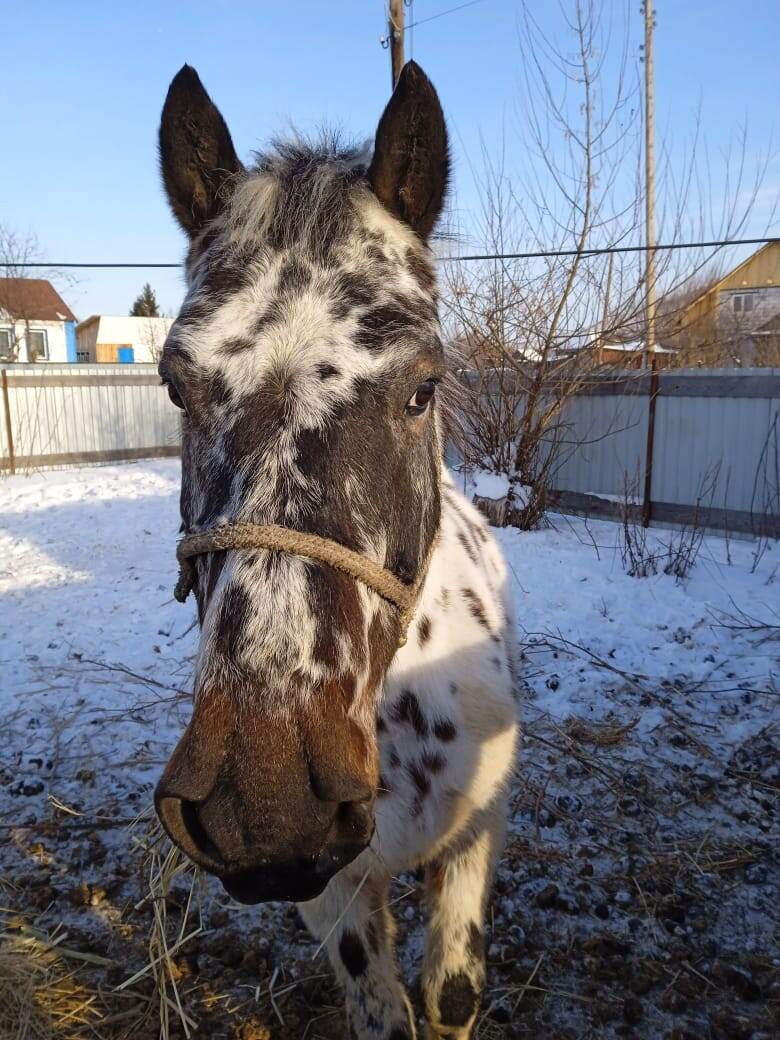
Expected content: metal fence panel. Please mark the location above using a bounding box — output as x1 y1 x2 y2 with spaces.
552 390 648 499
0 363 180 472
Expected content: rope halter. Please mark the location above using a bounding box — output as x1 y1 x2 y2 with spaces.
174 521 438 648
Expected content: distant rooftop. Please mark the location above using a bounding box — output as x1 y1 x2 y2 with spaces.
0 278 77 323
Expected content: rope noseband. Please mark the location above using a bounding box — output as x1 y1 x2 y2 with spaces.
174 521 437 647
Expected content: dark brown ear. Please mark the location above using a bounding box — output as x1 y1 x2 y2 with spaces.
159 65 244 236
368 61 449 241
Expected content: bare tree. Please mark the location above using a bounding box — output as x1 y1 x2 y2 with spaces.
0 223 74 362
141 315 170 363
445 0 773 528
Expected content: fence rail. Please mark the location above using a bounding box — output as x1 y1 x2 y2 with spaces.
2 363 778 538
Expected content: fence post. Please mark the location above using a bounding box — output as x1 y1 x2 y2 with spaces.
641 358 658 527
1 369 15 475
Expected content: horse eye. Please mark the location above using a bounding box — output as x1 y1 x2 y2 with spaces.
405 380 437 417
163 379 185 410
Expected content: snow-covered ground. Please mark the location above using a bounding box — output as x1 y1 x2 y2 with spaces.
1 461 778 1039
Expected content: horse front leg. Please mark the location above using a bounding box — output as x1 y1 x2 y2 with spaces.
298 869 416 1039
421 803 507 1039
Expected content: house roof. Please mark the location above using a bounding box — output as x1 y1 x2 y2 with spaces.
0 278 77 322
683 241 780 314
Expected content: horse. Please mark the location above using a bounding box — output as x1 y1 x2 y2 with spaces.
154 61 519 1040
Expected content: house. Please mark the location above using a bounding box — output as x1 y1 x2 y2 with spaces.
678 241 780 365
76 315 174 363
551 338 676 369
594 341 675 370
0 278 78 362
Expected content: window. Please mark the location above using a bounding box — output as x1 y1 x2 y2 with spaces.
732 294 755 314
0 328 12 361
27 329 48 360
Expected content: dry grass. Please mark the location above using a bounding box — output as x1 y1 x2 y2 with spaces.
563 715 638 748
0 916 107 1040
117 821 202 1039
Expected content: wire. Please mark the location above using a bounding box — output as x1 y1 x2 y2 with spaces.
404 0 486 33
10 237 780 269
380 0 486 45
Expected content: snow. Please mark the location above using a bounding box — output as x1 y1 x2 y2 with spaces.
1 461 778 1038
470 470 510 500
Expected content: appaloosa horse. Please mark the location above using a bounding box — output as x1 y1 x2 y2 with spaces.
154 61 519 1040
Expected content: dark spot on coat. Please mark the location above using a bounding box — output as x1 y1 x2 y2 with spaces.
277 258 311 294
438 971 479 1028
316 362 340 379
389 747 401 768
408 761 431 797
461 588 492 632
467 922 485 964
417 615 432 646
338 930 368 979
422 751 446 773
457 529 480 565
250 298 285 338
433 718 457 742
492 656 502 671
214 584 252 661
330 270 375 319
377 775 391 797
376 714 387 733
405 246 436 294
356 304 414 353
221 336 254 355
391 690 429 739
449 682 458 696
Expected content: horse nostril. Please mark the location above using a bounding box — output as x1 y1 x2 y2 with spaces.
180 798 222 861
156 794 226 873
335 799 374 840
314 839 367 878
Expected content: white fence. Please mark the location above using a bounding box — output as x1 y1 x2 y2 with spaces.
543 368 780 536
2 363 779 537
0 363 179 471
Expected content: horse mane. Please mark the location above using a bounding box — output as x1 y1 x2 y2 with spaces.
225 132 373 259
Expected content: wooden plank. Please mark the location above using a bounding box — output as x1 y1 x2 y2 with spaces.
0 445 180 471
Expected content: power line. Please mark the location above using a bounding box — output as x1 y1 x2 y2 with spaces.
405 0 486 33
450 236 780 262
380 0 486 45
9 236 780 269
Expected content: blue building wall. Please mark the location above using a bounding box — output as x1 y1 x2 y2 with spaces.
65 320 77 363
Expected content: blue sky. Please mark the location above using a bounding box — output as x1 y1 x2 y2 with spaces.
1 1 778 319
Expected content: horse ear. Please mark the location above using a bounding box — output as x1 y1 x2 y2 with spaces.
368 61 449 241
159 65 244 237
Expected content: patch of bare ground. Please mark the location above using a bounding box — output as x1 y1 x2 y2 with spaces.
1 644 777 1039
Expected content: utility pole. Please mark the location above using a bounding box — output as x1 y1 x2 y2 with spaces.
641 1 658 527
388 0 405 90
643 0 656 367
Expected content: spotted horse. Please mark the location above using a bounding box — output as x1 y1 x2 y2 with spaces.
154 61 519 1040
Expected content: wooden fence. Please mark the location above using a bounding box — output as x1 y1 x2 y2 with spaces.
2 362 778 537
